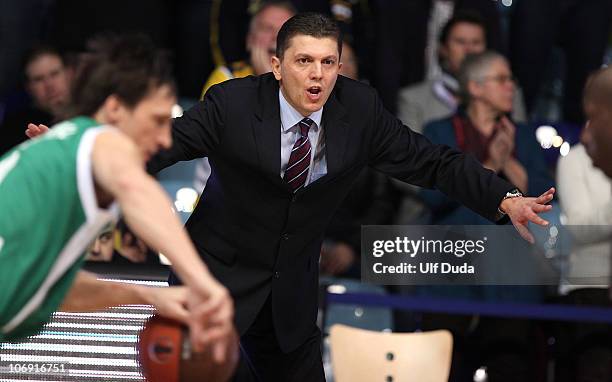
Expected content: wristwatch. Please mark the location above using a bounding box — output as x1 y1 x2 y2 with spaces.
497 188 523 216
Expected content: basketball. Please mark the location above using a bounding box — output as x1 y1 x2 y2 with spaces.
138 315 239 382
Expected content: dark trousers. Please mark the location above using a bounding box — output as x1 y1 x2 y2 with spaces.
232 296 325 382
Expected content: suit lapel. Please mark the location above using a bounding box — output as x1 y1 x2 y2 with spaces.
319 89 348 180
253 76 284 186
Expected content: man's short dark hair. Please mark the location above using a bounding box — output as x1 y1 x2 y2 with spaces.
22 44 65 81
439 10 487 45
275 12 342 59
69 34 175 118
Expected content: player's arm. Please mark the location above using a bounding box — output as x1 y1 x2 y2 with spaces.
91 131 233 358
60 271 190 323
92 131 217 294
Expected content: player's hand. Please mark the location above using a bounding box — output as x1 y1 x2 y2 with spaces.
187 281 234 363
25 123 50 139
146 286 190 323
501 187 555 243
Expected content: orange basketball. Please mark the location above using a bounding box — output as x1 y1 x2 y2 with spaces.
138 315 239 382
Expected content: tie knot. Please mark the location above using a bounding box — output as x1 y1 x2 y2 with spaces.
299 118 314 137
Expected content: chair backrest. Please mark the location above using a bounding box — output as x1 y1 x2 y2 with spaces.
329 324 453 382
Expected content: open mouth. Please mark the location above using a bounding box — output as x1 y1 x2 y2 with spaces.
306 86 322 101
308 86 321 94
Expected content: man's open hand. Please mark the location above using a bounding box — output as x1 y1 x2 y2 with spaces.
501 187 555 243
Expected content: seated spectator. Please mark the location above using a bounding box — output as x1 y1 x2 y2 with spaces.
397 11 526 134
200 1 295 98
421 51 552 225
86 220 161 265
86 225 115 262
413 50 553 381
112 219 161 265
0 45 71 155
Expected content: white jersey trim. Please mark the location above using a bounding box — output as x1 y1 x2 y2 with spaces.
77 126 120 222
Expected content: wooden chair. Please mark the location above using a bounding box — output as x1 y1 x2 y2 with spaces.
329 324 453 382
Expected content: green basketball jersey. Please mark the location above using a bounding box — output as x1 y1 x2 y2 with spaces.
0 116 119 341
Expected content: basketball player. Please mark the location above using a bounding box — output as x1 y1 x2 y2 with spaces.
0 35 234 362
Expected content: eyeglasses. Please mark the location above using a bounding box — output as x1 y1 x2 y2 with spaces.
479 74 516 85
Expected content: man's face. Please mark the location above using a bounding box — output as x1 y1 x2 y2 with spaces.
26 54 71 115
471 58 515 113
271 35 341 116
582 102 612 177
440 22 486 74
87 230 114 262
247 6 294 59
115 84 176 161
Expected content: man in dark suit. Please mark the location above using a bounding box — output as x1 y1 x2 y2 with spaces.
149 12 555 381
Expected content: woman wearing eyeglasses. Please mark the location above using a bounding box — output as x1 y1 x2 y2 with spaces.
420 50 553 226
414 50 555 382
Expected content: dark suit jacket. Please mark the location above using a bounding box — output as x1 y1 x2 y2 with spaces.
149 73 514 352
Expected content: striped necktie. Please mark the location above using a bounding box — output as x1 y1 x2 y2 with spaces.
284 118 314 193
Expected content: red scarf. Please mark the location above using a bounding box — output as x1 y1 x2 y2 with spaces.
451 112 517 165
451 113 496 163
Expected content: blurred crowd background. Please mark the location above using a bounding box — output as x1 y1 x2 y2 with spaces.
1 1 612 381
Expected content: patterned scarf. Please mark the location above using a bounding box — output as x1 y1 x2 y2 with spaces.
451 108 515 164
